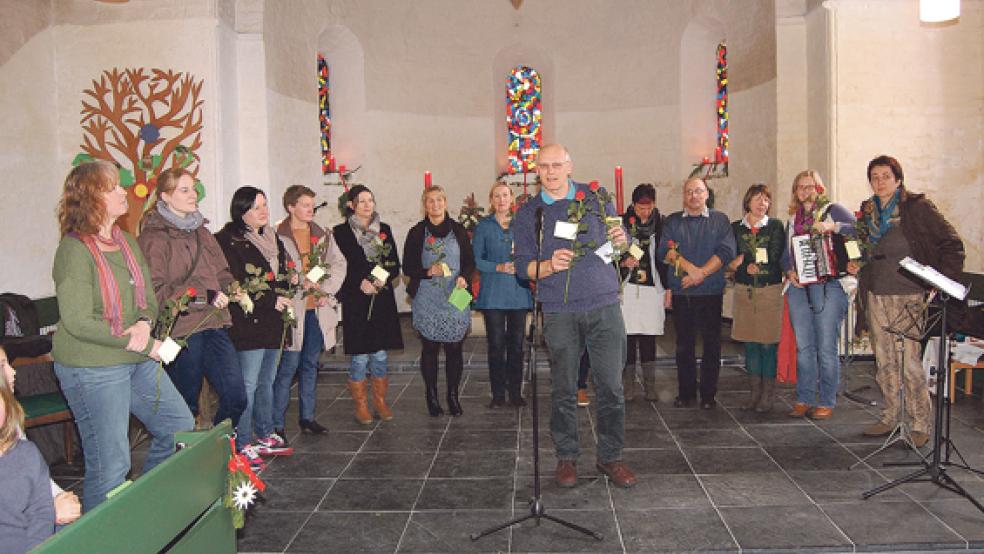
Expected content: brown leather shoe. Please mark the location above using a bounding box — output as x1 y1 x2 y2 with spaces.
596 460 637 488
787 402 810 418
555 460 577 488
911 431 930 448
809 406 833 420
863 421 895 437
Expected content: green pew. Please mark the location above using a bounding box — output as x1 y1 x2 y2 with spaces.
33 421 237 554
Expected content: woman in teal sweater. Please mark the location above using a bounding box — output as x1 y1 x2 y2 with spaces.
51 161 193 512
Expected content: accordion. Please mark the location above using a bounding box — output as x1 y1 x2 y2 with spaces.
791 233 849 285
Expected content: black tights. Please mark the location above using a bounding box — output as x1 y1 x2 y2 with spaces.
626 335 656 365
420 337 464 393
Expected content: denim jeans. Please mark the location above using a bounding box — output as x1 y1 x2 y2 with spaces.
482 309 527 399
236 348 279 450
577 350 590 390
167 328 246 428
542 302 626 464
673 294 724 402
54 359 194 512
273 309 324 428
350 350 388 381
787 280 848 407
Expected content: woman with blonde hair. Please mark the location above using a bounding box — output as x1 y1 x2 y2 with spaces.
51 160 193 511
403 185 475 416
780 170 856 420
472 182 532 407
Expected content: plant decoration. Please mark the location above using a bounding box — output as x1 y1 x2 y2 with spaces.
425 235 449 289
809 183 832 236
302 235 332 304
366 232 397 319
852 208 873 266
590 181 626 289
224 436 265 529
741 227 767 296
666 240 683 277
625 215 652 291
271 260 300 367
457 193 485 235
563 189 596 303
78 67 204 233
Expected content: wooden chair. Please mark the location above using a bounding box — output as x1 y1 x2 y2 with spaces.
17 353 76 465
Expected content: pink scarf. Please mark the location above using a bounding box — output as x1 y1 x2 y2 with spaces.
74 226 148 336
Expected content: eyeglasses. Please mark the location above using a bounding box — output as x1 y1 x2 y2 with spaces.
537 162 567 171
684 189 707 196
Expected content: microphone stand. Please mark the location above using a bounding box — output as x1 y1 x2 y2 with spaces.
471 208 603 542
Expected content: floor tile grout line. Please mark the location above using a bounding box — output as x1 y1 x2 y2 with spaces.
392 378 454 554
653 401 744 553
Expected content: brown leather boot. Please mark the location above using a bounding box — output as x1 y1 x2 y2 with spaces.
370 377 394 421
742 375 762 411
348 380 373 425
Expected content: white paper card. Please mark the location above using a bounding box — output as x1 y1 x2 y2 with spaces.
440 262 452 277
628 243 645 260
306 265 326 283
370 265 390 283
594 241 615 264
554 221 578 240
845 240 862 260
158 337 182 364
755 248 768 264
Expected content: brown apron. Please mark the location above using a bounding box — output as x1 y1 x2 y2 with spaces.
731 283 783 343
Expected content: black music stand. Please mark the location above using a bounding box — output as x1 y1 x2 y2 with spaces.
471 209 603 542
862 259 984 513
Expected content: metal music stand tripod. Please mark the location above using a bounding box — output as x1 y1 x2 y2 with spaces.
471 208 603 542
862 260 984 513
851 298 932 468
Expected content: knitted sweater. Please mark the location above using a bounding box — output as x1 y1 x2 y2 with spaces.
0 440 55 553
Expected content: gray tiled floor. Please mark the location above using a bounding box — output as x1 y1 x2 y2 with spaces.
48 319 984 553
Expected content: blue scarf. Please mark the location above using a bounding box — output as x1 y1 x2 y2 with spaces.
865 187 901 246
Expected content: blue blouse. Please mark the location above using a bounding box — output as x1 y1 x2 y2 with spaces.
471 215 533 310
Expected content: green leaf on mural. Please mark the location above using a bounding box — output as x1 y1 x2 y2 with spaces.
72 153 94 166
119 167 135 188
194 180 206 201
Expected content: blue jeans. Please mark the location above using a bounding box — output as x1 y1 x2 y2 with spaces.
482 309 527 399
787 280 849 407
167 328 246 428
350 350 388 381
54 359 194 512
273 309 324 427
542 302 626 464
236 349 279 450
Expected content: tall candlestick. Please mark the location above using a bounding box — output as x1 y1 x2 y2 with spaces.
614 166 624 214
424 171 432 189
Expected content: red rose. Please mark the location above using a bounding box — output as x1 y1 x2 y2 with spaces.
750 227 760 235
286 260 296 269
574 190 586 201
854 211 863 219
510 204 519 213
589 181 600 192
816 184 826 195
311 235 321 245
426 236 436 245
378 232 388 241
266 271 275 281
186 287 197 298
628 216 636 225
667 240 677 249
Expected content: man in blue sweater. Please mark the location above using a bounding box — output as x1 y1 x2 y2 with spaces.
657 177 736 409
513 144 636 489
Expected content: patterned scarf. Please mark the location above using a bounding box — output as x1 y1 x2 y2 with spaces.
864 187 901 247
73 226 147 336
348 212 382 258
244 225 280 275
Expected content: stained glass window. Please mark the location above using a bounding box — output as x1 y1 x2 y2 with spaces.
318 53 332 174
715 41 728 164
506 66 542 174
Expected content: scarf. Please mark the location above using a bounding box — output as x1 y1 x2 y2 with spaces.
864 187 901 247
793 205 814 236
244 225 280 275
349 212 382 258
424 214 452 239
156 201 204 231
73 226 147 336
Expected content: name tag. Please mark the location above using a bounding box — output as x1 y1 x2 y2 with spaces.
594 241 614 264
158 337 182 364
845 240 862 260
755 248 768 264
306 266 326 283
554 221 578 240
628 243 645 260
370 265 390 282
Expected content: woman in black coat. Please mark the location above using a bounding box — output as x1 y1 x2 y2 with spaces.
333 185 403 423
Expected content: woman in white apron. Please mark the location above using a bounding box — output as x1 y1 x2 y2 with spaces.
619 184 669 401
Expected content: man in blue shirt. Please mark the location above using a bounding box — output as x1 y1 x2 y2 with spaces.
657 177 736 409
513 144 636 489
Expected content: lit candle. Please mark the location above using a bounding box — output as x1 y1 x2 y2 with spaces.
327 155 336 173
714 146 722 163
424 171 432 189
614 166 624 214
338 164 347 175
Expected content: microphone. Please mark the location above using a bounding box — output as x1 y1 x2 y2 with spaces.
535 207 544 236
313 200 330 213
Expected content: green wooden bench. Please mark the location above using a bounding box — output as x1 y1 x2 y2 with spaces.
33 421 237 553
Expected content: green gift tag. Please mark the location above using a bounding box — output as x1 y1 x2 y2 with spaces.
448 287 472 311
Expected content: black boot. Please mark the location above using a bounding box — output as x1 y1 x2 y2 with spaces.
446 344 464 416
447 388 463 416
425 386 444 417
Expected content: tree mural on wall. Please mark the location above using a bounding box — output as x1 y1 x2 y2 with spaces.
77 67 204 233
